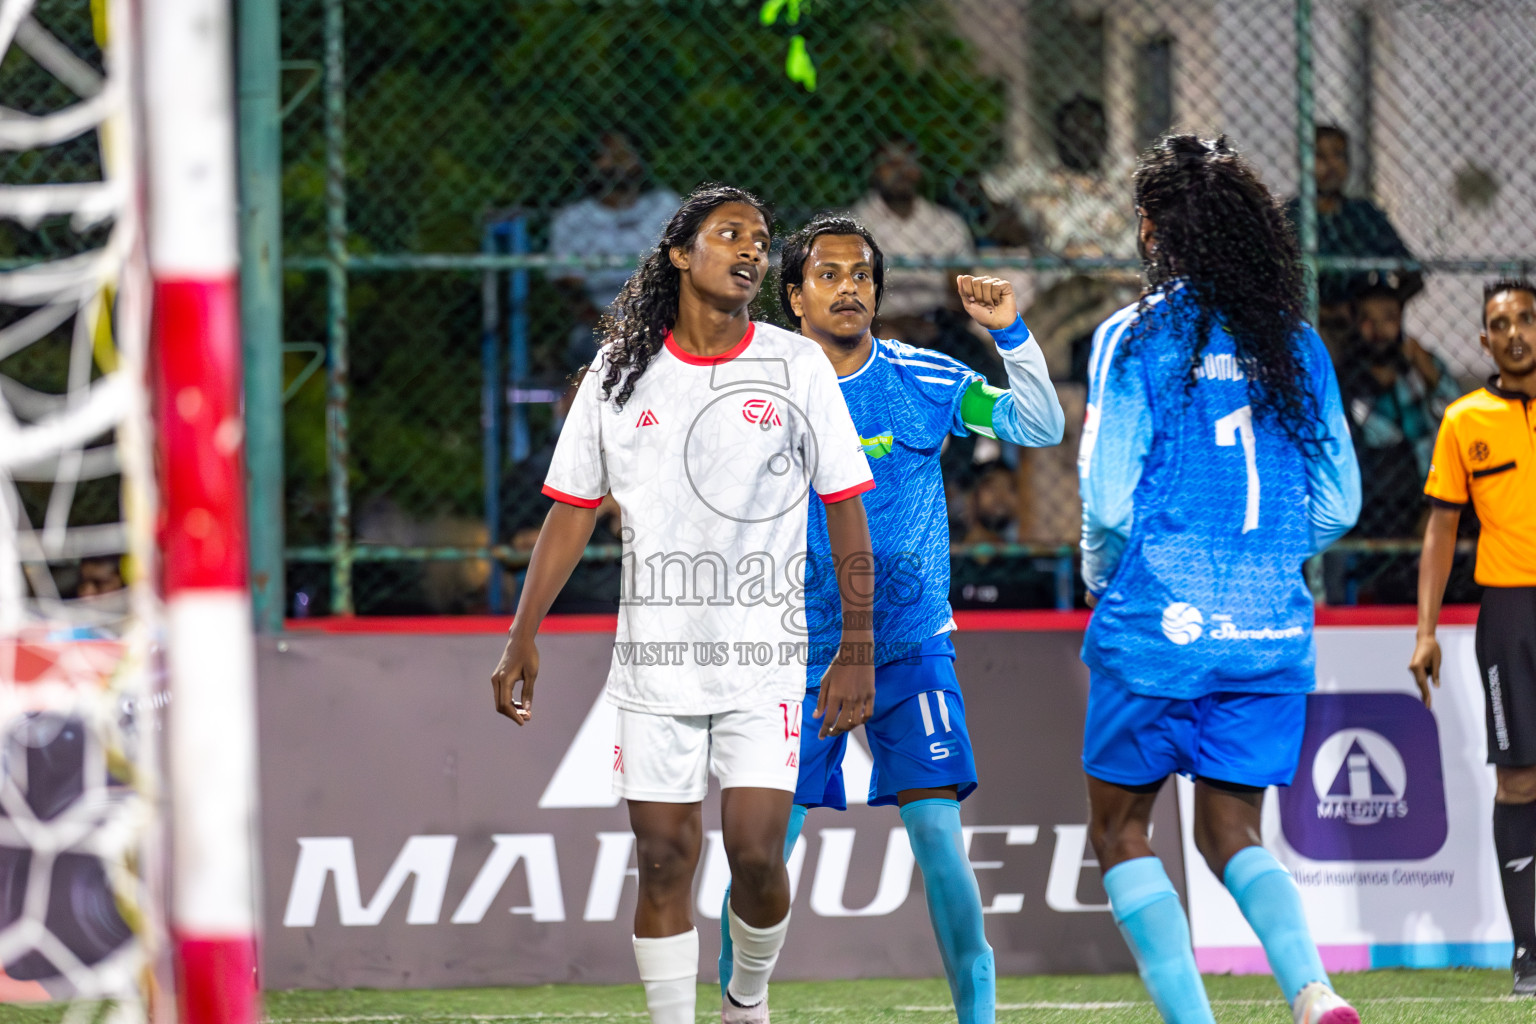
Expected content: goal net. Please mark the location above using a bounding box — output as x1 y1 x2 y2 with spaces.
1 0 164 1014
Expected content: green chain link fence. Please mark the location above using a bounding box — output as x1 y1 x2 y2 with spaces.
261 0 1536 619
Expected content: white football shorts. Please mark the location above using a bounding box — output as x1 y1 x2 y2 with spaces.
612 699 802 802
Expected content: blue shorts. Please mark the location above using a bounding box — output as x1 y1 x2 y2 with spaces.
1082 673 1308 789
796 638 978 809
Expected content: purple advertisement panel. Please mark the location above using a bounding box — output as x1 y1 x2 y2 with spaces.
1185 625 1499 973
257 628 1182 990
1277 692 1448 863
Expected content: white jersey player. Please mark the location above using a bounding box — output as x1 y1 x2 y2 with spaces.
490 184 877 1024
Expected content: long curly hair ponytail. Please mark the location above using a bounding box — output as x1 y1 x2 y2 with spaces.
1134 134 1322 453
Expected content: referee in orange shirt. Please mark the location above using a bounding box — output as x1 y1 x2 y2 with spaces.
1412 278 1536 995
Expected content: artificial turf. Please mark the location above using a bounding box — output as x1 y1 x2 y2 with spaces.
1 970 1523 1023
261 969 1522 1023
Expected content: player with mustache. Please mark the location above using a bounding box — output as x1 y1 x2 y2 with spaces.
718 213 1064 1024
1414 279 1536 996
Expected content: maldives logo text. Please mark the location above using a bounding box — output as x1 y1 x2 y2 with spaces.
1311 729 1406 825
1278 693 1446 862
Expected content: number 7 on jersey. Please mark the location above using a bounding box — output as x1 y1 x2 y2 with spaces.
1215 405 1260 533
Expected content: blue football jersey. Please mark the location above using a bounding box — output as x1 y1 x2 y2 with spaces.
804 319 1064 693
1078 286 1361 699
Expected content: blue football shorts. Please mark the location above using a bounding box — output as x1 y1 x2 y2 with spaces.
796 635 978 809
1082 672 1308 789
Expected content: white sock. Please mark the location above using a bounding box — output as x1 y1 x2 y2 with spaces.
726 906 789 1007
632 930 698 1024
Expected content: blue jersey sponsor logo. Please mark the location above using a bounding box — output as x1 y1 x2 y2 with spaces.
860 430 894 459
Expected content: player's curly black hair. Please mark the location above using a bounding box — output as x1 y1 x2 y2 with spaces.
1132 134 1322 453
595 182 772 410
777 213 885 326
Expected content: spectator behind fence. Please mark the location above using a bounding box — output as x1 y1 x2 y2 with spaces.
502 377 622 613
1284 124 1422 357
1338 281 1460 539
980 95 1138 544
47 555 127 640
983 94 1137 266
851 139 975 346
549 131 679 366
76 555 123 598
950 461 1057 609
959 461 1018 546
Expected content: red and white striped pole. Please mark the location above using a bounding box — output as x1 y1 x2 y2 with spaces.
143 1 261 1022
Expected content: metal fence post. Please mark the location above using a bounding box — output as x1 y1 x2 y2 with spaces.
1053 552 1073 612
1294 0 1318 322
1294 0 1328 604
508 216 531 462
481 222 503 614
238 0 285 632
323 0 352 614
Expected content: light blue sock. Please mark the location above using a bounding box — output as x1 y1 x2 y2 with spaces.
1224 845 1329 1003
899 798 994 1024
719 803 807 995
1102 856 1215 1024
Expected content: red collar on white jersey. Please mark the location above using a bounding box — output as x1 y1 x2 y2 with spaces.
663 322 755 365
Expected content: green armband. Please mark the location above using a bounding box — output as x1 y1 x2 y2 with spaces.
959 379 1003 439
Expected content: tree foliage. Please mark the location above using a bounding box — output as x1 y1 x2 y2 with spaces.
279 0 1007 562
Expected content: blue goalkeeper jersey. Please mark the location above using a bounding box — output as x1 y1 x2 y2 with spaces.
803 317 1064 693
1078 285 1361 699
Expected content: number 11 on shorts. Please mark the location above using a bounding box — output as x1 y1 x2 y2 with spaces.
1215 404 1260 533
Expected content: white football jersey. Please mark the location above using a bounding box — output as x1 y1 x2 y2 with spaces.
543 322 874 715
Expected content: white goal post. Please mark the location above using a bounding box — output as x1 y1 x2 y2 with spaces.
0 0 260 1020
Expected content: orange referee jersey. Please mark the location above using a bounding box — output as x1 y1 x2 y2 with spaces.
1424 377 1536 587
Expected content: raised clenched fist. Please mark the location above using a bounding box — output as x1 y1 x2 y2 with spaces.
957 275 1018 331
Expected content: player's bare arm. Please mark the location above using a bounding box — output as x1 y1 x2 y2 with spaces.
956 274 1018 330
492 501 600 725
1410 504 1461 706
816 494 876 739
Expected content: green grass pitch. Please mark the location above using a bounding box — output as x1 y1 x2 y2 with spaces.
0 971 1525 1023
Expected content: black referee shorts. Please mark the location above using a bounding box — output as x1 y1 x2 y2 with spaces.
1477 585 1536 766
